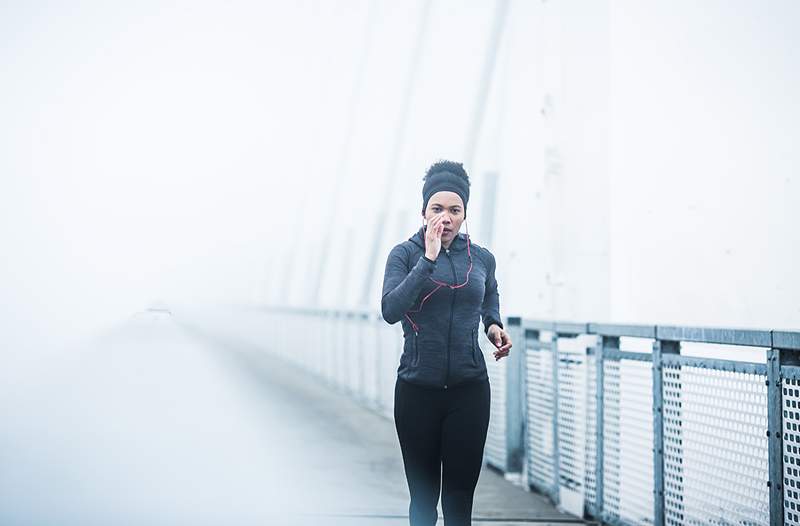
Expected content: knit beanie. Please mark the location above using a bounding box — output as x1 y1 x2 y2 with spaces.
421 171 470 217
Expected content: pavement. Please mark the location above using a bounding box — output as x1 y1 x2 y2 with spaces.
0 311 591 525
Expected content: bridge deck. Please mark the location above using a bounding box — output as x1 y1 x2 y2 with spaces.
1 314 590 525
210 329 588 525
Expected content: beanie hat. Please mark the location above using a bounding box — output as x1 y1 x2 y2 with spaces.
421 171 470 217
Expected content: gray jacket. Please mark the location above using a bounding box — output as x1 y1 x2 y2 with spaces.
380 226 504 389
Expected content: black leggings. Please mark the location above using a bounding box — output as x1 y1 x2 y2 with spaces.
394 377 491 526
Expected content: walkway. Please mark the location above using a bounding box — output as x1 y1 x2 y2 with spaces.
0 312 590 525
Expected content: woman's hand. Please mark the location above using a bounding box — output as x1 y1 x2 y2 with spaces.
424 213 445 260
487 324 512 361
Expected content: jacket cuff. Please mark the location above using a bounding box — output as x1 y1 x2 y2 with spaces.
418 255 436 269
484 319 504 334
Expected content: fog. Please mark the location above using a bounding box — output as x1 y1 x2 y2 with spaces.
1 4 378 521
2 3 333 359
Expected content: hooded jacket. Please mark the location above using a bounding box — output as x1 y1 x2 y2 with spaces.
381 226 504 389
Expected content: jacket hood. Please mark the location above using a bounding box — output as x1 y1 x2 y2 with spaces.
408 226 470 252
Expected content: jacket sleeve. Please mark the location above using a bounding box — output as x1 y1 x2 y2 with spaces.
381 244 437 324
482 250 504 334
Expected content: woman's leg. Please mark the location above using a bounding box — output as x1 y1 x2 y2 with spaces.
439 379 491 526
394 378 443 526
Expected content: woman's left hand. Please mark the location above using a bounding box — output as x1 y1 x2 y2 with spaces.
487 324 512 361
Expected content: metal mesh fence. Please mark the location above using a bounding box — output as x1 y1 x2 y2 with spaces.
584 351 598 514
556 338 588 514
344 319 357 394
662 364 769 525
603 357 654 525
602 359 622 521
486 337 507 469
662 362 684 525
784 376 800 526
525 340 556 496
379 324 401 419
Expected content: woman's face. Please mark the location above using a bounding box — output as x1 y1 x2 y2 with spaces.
423 191 465 244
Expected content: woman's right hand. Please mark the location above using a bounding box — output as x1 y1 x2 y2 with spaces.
425 213 444 260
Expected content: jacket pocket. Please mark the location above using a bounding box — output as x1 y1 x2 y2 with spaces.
411 331 420 367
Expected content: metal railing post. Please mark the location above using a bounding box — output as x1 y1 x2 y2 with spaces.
768 330 800 525
652 339 679 526
595 335 618 520
767 345 784 525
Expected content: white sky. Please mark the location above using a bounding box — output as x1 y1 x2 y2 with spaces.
0 0 497 361
1 2 353 355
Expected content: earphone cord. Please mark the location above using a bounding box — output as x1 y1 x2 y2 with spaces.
404 221 473 333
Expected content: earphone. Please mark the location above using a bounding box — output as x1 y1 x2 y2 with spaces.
404 219 473 333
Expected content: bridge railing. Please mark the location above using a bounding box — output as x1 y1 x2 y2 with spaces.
234 305 799 526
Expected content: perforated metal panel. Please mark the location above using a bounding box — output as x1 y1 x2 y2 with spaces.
343 319 353 392
584 351 598 514
662 362 684 525
603 357 654 525
378 323 402 420
348 320 360 394
308 314 320 376
359 320 369 401
336 317 347 390
784 377 800 525
358 320 368 401
324 315 336 384
332 317 340 388
370 321 382 409
556 339 588 514
296 314 308 370
662 365 769 525
486 337 507 470
353 320 364 397
602 359 621 520
526 341 556 495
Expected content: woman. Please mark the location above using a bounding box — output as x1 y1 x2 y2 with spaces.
381 160 513 526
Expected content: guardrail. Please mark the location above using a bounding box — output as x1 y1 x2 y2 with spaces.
227 305 799 525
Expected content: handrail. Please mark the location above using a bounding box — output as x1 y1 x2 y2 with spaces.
256 304 800 347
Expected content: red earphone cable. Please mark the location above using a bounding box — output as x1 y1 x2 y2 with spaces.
404 221 472 333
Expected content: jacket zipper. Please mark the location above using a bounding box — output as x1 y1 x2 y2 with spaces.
444 247 457 389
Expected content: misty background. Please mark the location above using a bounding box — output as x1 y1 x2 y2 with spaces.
3 2 798 367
